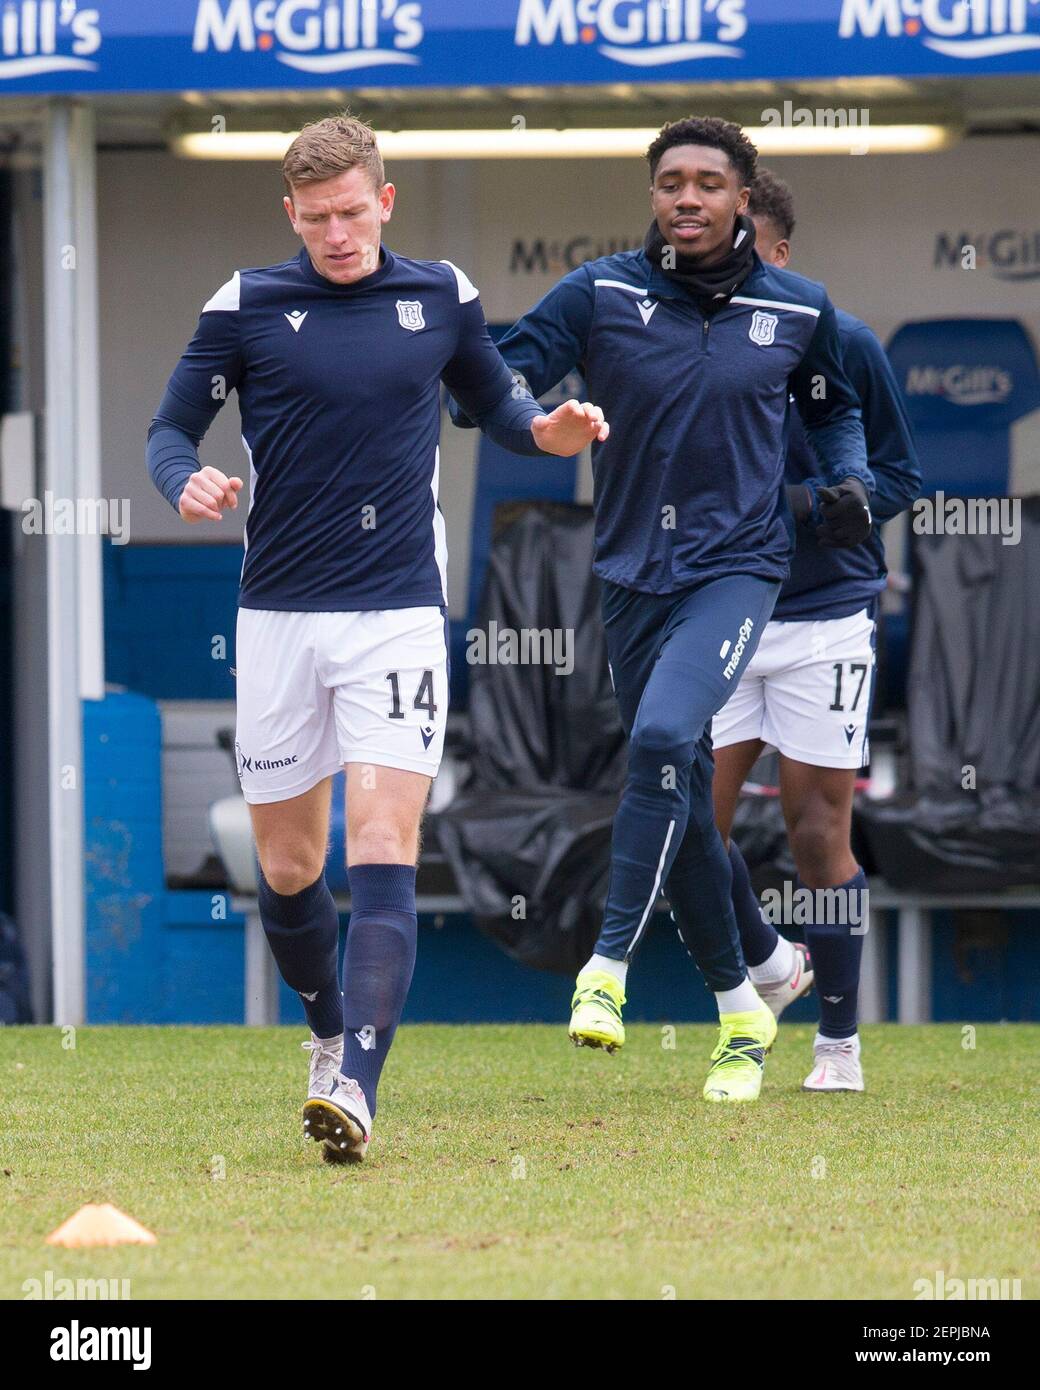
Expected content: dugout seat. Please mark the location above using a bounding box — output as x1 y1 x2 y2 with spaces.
160 701 240 889
886 318 1040 498
855 495 1040 891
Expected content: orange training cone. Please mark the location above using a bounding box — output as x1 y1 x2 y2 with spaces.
46 1203 157 1248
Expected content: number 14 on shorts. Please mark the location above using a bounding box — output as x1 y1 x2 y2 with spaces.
386 669 439 750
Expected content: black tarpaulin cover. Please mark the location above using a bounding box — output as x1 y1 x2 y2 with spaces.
436 502 625 974
856 496 1040 891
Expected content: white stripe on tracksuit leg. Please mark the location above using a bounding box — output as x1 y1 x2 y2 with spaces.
625 818 676 960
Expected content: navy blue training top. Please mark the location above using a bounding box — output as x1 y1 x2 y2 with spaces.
452 247 872 595
148 245 544 611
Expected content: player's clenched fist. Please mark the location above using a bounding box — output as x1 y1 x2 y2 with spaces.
178 466 243 523
531 399 610 457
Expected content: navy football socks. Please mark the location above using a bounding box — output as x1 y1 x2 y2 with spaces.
728 839 780 968
340 862 418 1118
258 868 342 1040
802 867 868 1039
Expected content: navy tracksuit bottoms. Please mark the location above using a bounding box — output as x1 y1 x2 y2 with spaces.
595 572 780 991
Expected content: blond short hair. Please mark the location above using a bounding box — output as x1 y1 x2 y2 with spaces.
282 113 384 198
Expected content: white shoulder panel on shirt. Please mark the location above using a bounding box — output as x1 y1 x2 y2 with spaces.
202 271 241 314
440 259 479 304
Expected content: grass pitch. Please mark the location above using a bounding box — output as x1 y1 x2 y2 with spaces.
1 1023 1037 1300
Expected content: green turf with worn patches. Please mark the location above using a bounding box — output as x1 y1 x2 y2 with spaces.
1 1024 1037 1300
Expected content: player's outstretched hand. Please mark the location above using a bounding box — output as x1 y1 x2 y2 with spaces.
531 399 609 456
178 466 243 523
815 477 872 548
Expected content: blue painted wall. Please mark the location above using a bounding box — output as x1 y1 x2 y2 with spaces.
104 544 241 701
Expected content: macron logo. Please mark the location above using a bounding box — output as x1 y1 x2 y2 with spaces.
637 298 658 326
722 618 754 681
284 310 308 333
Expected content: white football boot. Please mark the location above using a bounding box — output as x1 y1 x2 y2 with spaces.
303 1076 373 1164
802 1032 865 1093
755 941 814 1020
302 1033 343 1101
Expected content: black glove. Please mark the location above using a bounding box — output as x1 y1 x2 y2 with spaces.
815 477 872 548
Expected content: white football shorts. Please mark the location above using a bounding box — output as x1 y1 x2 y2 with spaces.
234 606 449 804
711 606 876 770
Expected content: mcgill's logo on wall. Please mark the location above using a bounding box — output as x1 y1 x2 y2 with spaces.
934 230 1040 281
510 235 642 274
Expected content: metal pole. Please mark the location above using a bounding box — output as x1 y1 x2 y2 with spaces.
71 102 104 701
244 910 279 1025
897 906 932 1024
859 906 887 1023
43 98 85 1025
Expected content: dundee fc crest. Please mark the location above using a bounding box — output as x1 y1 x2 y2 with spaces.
749 310 779 347
396 299 425 331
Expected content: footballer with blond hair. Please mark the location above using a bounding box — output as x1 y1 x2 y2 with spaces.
147 114 608 1161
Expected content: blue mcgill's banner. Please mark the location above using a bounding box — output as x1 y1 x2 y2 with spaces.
3 2 1040 95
